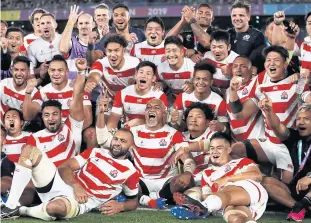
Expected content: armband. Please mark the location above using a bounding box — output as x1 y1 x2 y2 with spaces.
229 99 243 114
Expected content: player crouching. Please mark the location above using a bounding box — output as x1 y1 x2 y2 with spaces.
171 132 268 223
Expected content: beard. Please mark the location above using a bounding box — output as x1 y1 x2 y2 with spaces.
110 145 129 158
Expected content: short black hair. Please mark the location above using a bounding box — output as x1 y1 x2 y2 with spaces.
50 55 68 68
194 61 216 76
41 100 62 112
198 3 213 10
40 13 56 21
305 11 311 22
164 36 183 48
103 34 128 48
29 8 47 24
95 3 109 10
231 0 251 14
145 16 165 31
5 27 24 38
210 132 231 145
262 45 289 62
13 56 30 68
3 108 24 121
112 3 129 12
184 102 214 121
1 20 8 28
210 30 230 45
136 61 156 75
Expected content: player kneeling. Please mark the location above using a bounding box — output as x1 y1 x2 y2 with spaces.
171 132 268 223
1 129 139 220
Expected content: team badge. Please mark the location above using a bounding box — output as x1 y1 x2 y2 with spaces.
159 139 167 146
281 91 288 100
186 34 192 42
242 88 248 95
67 99 72 107
109 170 118 178
224 165 231 173
58 134 65 142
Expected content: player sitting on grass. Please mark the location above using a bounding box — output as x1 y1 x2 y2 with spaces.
171 132 268 223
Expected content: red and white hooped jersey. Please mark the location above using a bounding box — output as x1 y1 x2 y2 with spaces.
2 131 31 163
300 36 311 71
74 148 139 200
89 56 140 99
201 158 256 193
31 81 91 121
157 58 195 96
0 78 38 116
111 85 168 120
24 33 40 50
130 124 188 179
202 51 239 89
27 116 83 167
183 128 214 174
226 78 265 141
174 91 228 123
130 40 165 66
252 72 309 144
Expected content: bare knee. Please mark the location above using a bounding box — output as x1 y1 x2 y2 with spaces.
1 176 12 193
230 142 246 159
227 214 248 223
46 200 67 218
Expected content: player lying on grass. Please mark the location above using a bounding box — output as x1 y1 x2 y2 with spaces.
0 127 139 220
171 132 268 223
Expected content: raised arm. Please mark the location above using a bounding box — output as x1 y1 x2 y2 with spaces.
22 79 41 120
259 92 290 141
59 5 83 55
166 15 187 37
229 76 259 120
69 58 87 122
182 6 211 49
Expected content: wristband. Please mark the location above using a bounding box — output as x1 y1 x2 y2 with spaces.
229 99 243 114
87 44 94 51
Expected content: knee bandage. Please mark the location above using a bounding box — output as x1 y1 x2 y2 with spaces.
223 209 248 222
19 146 42 168
52 196 80 219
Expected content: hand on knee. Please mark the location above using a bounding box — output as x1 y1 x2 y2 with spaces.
18 145 42 168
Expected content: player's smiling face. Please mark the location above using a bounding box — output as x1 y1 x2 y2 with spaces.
106 42 125 70
186 108 208 133
264 51 287 81
110 130 133 158
211 40 229 61
296 110 311 138
135 65 156 91
7 31 23 53
232 57 252 85
77 14 93 36
145 99 166 128
113 8 130 31
145 22 164 46
12 62 29 87
193 70 212 94
49 61 68 85
4 110 23 136
42 106 62 133
209 138 231 166
231 8 250 31
196 6 213 28
40 15 57 40
165 43 183 66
